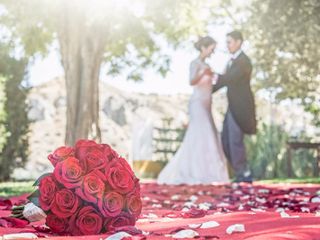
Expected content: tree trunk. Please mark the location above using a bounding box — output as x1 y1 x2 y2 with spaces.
58 1 105 146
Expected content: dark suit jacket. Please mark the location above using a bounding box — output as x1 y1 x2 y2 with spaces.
213 52 256 134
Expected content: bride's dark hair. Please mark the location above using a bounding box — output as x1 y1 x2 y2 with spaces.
194 36 216 51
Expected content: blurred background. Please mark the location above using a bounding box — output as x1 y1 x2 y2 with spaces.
0 0 319 182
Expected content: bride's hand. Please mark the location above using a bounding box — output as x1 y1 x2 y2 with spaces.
202 67 213 76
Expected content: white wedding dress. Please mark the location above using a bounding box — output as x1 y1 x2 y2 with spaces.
157 58 229 185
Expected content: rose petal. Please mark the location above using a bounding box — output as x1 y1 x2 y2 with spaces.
0 199 13 210
105 232 132 240
163 212 180 218
310 196 320 203
280 211 300 218
143 213 158 219
189 195 198 202
1 233 38 239
32 225 51 233
276 208 285 212
152 204 162 208
258 189 270 194
197 191 204 196
200 221 220 229
255 197 267 204
198 202 212 211
109 226 142 236
184 202 197 208
171 229 199 239
169 227 187 234
181 208 207 218
160 217 177 222
217 202 230 207
234 190 243 195
0 217 29 228
226 224 245 234
301 207 310 213
171 195 180 201
251 208 266 212
188 223 201 229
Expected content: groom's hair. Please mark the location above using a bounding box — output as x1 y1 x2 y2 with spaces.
227 30 243 43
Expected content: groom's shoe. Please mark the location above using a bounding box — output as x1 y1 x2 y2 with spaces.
232 177 252 184
234 170 253 183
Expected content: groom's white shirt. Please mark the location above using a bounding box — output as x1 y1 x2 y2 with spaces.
213 48 242 84
213 49 242 84
232 49 242 60
227 49 242 69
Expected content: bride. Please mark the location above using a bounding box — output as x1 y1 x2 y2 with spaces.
157 36 229 185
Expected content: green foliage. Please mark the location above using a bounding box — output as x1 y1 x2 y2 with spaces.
32 173 51 186
0 76 6 150
0 0 225 81
245 123 288 179
304 102 320 127
258 177 320 184
244 0 320 120
27 189 40 207
0 47 29 182
0 181 34 197
246 123 317 179
246 0 320 95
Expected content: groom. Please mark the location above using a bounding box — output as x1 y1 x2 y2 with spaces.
212 30 256 183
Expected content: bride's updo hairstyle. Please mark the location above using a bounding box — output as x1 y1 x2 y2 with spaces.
194 36 216 51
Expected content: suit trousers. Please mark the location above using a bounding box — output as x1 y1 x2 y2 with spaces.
222 109 252 181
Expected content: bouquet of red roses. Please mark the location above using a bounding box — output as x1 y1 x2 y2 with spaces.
12 139 142 236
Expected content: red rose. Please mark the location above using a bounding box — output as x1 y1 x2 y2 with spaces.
106 211 135 231
51 189 81 218
101 144 119 161
126 193 142 219
39 140 141 236
48 146 74 167
118 157 134 175
54 157 83 189
46 213 68 234
39 175 58 211
106 162 135 194
75 170 105 204
75 139 99 162
69 206 103 235
75 139 97 149
98 191 124 217
75 140 110 172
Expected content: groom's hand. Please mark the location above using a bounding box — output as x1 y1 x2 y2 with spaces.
212 74 219 85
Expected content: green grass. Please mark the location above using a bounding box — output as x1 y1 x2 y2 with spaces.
257 177 320 184
0 178 319 198
0 181 35 198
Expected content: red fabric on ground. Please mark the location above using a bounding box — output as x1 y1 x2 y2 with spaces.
1 182 320 239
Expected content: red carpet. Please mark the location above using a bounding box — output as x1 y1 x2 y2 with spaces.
1 182 320 239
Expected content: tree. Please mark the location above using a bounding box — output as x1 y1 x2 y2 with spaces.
0 0 225 145
0 45 29 181
244 0 320 126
